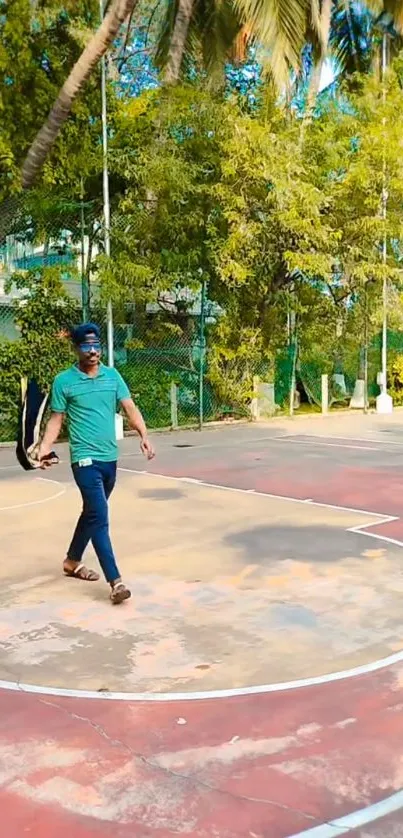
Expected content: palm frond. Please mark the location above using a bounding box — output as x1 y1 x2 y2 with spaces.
232 0 322 88
198 0 242 73
154 0 179 71
155 0 242 79
330 0 372 76
365 0 403 33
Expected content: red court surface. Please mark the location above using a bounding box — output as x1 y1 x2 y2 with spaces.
2 417 403 837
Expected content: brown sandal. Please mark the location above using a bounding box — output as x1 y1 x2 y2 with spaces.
110 582 131 604
63 562 100 582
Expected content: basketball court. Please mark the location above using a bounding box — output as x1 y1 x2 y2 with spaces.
2 416 403 836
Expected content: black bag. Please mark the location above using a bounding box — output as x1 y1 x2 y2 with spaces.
16 378 59 471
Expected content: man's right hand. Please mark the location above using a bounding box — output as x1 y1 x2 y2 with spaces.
38 446 59 469
140 437 155 460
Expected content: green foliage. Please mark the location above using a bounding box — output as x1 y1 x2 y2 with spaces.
93 69 403 414
0 267 79 440
0 0 104 197
102 84 339 351
388 354 403 406
0 338 28 430
100 85 230 314
8 267 78 380
207 316 272 411
117 362 173 428
5 12 403 425
214 101 337 297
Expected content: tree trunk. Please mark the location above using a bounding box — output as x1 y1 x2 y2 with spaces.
344 0 360 72
164 0 195 85
21 0 137 189
304 0 332 123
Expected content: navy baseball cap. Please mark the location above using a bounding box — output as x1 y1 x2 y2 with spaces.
71 322 100 345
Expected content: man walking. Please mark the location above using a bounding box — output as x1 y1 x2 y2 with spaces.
39 322 155 604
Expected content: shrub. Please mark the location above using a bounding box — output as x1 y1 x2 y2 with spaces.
388 354 403 406
0 267 78 441
117 362 173 428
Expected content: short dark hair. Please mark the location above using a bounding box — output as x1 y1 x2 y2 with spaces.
71 322 100 346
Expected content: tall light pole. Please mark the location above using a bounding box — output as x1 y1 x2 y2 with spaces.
100 0 114 368
381 31 387 396
80 176 89 321
376 31 393 413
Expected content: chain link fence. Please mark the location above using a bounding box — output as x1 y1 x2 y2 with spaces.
0 190 400 443
98 315 225 430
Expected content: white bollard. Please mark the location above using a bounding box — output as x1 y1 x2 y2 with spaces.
115 413 124 440
376 392 393 414
350 379 365 409
376 372 393 414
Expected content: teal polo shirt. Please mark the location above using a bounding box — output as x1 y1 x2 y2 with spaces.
51 364 130 463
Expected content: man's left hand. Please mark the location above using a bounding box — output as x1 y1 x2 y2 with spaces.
140 437 155 460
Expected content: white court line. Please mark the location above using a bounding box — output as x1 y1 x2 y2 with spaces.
347 515 398 534
2 646 403 703
118 467 398 520
120 432 285 456
349 528 403 549
273 437 380 451
37 476 66 487
1 468 401 838
119 434 380 456
0 468 402 702
288 788 403 837
0 476 66 511
287 432 403 447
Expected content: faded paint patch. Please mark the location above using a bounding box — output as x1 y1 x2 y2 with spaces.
9 753 198 830
1 476 403 693
0 741 86 785
362 549 387 560
275 751 396 805
333 718 357 729
154 724 323 771
9 574 55 592
3 627 83 666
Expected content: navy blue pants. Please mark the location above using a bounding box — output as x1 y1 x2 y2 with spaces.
67 460 120 583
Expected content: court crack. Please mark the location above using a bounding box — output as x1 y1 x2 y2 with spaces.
37 696 319 826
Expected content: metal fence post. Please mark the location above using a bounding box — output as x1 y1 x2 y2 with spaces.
198 277 206 430
288 285 297 417
289 338 298 417
100 0 114 367
170 381 178 429
80 178 89 321
321 374 328 414
363 285 368 414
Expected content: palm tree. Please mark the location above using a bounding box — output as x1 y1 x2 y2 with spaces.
162 0 199 84
304 0 333 117
22 0 138 189
328 1 403 84
300 2 403 117
22 0 326 188
369 0 403 30
330 0 373 77
159 0 403 90
158 0 242 84
20 0 403 188
157 0 324 87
